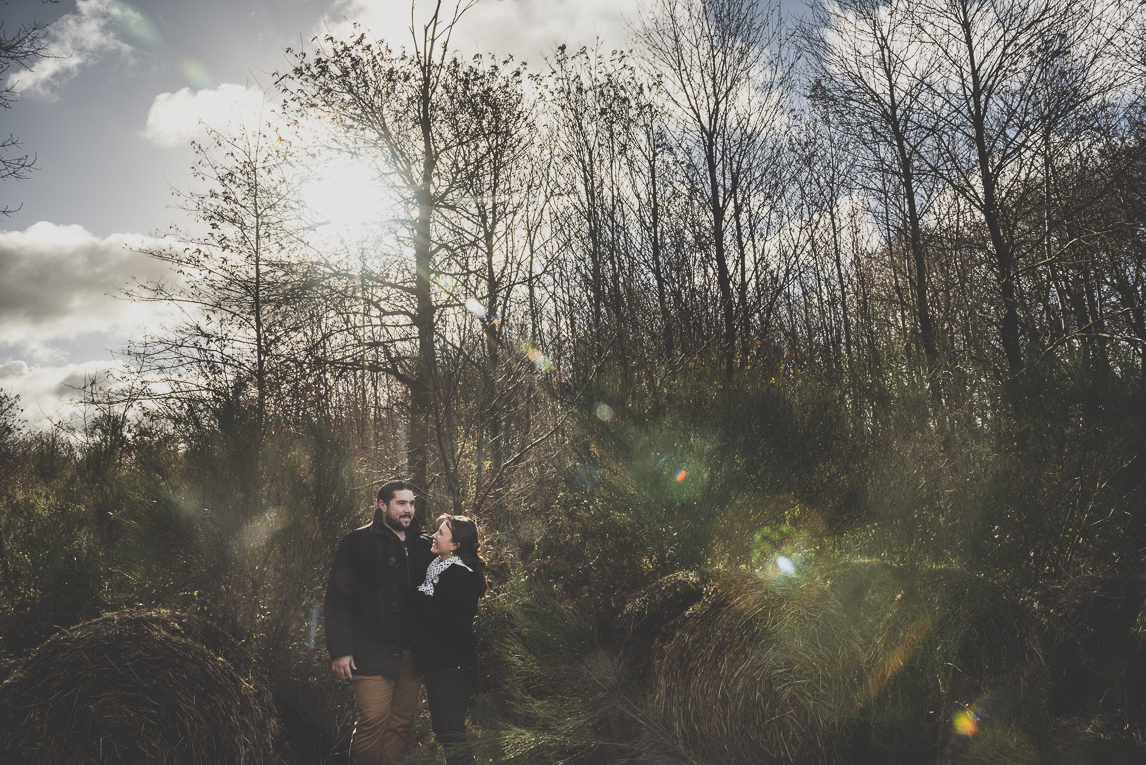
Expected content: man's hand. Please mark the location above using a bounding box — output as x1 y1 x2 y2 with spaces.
332 655 356 680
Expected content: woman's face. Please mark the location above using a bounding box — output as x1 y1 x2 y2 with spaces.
431 521 459 559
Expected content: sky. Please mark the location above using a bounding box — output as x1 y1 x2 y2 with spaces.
0 0 654 430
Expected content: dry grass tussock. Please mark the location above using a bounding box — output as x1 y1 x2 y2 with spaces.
638 571 858 764
619 562 1047 764
0 609 283 765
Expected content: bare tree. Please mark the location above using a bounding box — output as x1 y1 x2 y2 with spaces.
125 117 313 444
280 0 477 509
625 75 680 358
0 0 57 214
915 0 1125 372
805 0 943 370
431 54 541 514
636 0 793 379
546 45 626 365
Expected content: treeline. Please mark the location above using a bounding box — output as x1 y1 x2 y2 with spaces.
2 0 1146 762
116 0 1146 523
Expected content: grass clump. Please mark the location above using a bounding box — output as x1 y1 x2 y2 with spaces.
0 609 284 765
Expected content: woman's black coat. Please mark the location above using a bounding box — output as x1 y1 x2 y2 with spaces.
413 562 481 672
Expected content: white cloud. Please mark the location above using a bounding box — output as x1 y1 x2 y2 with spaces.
8 0 133 98
323 0 641 61
0 358 133 432
143 83 275 149
0 221 177 360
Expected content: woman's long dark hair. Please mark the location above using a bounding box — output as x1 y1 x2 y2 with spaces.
440 514 487 596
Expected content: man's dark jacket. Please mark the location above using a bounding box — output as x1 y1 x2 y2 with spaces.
324 510 433 678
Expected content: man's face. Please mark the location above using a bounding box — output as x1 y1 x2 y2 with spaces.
380 489 416 531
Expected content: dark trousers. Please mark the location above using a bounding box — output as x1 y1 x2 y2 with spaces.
423 667 476 765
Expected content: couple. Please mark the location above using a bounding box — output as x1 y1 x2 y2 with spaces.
325 480 485 765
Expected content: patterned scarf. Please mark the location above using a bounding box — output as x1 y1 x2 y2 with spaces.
418 555 473 596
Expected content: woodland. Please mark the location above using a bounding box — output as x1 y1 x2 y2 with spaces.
3 0 1146 762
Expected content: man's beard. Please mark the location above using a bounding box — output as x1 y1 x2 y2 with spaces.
384 511 410 531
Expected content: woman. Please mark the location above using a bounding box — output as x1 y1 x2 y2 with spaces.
415 514 487 765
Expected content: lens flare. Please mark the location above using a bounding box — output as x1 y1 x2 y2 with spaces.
775 555 796 575
524 347 554 372
436 275 458 294
112 1 162 46
180 58 214 89
574 463 600 489
595 403 615 421
655 454 670 470
465 298 487 319
857 616 934 708
952 708 979 737
674 468 688 482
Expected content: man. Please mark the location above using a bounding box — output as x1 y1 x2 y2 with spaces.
325 480 434 765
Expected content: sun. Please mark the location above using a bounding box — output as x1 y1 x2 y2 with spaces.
301 155 393 235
